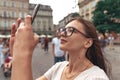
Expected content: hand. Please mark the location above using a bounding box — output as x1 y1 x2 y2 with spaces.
10 15 39 58
11 15 39 80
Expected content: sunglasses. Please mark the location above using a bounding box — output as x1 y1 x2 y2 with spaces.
58 27 89 38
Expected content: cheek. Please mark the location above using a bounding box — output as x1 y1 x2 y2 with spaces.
70 37 85 49
60 37 85 51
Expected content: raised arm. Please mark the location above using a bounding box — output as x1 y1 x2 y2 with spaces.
11 15 39 80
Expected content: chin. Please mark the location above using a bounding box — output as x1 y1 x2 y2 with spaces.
60 44 66 51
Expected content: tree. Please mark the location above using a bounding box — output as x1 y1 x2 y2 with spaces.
71 12 80 18
92 0 120 33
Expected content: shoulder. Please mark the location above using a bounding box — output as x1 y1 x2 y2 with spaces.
53 37 57 40
89 66 107 74
45 61 68 72
44 61 68 79
47 61 68 72
52 37 58 43
54 61 68 68
85 66 109 80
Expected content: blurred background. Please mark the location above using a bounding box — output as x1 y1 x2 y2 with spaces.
0 0 120 80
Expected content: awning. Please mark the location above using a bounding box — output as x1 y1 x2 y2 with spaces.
47 35 53 38
39 35 53 38
39 34 46 38
0 35 11 38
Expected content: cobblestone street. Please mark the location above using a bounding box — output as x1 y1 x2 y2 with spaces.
0 43 120 80
105 45 120 80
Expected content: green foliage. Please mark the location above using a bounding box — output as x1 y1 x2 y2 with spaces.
71 12 80 18
92 0 120 33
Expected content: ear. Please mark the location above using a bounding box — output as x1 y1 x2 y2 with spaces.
84 38 93 48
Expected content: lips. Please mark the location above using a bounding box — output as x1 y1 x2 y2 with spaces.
60 38 67 44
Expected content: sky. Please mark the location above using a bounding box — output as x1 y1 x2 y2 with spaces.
29 0 79 24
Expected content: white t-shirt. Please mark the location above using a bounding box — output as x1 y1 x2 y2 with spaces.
0 44 4 66
44 61 109 80
52 37 64 57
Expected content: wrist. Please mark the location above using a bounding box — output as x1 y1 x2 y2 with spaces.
12 51 33 80
13 50 33 61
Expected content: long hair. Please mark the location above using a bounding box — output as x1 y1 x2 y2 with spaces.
66 17 112 79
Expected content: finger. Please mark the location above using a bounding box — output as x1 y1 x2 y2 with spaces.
34 33 39 44
19 22 24 28
17 18 22 28
11 23 16 37
24 15 32 28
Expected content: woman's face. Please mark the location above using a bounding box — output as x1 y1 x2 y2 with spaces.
60 20 88 51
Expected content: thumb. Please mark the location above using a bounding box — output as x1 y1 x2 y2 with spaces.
34 33 39 44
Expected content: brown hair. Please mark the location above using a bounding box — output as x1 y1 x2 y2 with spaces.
66 17 112 79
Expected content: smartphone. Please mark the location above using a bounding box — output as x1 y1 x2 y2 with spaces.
31 4 40 24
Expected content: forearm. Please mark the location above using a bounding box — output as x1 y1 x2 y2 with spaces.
11 51 33 80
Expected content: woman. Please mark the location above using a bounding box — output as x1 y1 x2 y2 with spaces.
11 15 111 80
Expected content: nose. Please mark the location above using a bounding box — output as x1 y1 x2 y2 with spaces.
60 30 66 37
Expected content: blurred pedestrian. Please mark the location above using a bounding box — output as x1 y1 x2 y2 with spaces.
40 37 45 49
2 41 10 60
0 38 4 67
52 30 65 64
108 34 114 50
44 36 49 53
98 33 107 54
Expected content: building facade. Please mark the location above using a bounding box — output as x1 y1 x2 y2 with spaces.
0 0 29 34
29 4 53 35
58 13 80 28
0 0 54 36
58 13 78 28
78 0 100 21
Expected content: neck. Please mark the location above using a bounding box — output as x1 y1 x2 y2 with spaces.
64 53 92 79
63 48 93 79
67 50 91 73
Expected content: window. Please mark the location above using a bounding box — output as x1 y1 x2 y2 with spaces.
49 26 51 31
11 2 14 7
8 11 11 17
22 3 24 8
19 12 25 18
92 1 96 8
22 12 24 18
14 12 16 18
19 12 21 17
37 20 40 25
86 5 89 12
43 27 46 31
48 19 52 26
81 9 84 14
12 12 14 17
43 21 46 28
2 20 6 27
3 11 7 17
3 1 6 7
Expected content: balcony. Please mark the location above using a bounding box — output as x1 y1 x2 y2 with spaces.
78 0 93 8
